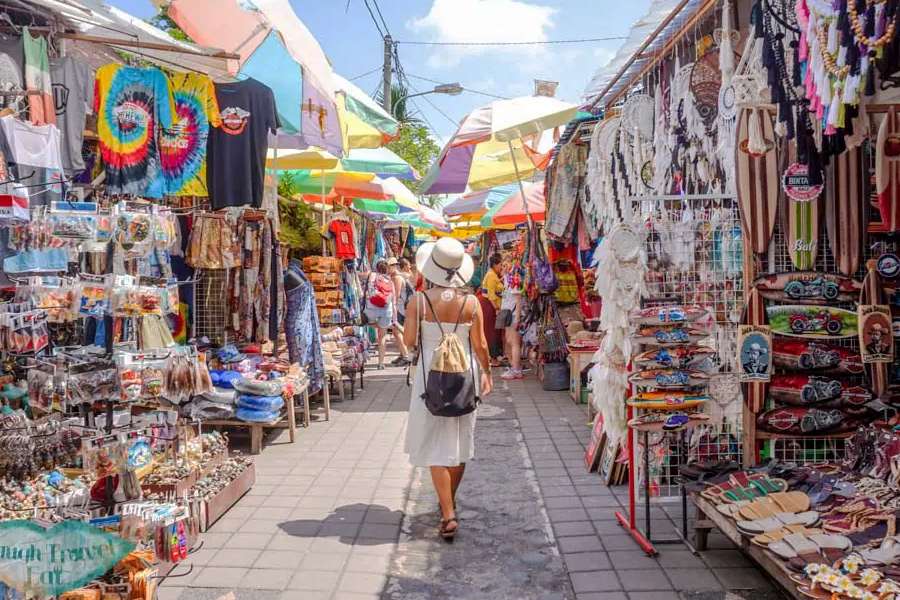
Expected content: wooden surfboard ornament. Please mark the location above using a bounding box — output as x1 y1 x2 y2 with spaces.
876 107 900 232
825 146 863 275
736 107 779 254
861 267 890 396
740 288 769 414
779 139 822 270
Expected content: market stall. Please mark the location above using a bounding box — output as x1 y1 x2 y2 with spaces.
575 0 900 588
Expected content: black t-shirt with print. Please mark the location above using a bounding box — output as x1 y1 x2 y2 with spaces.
207 78 279 209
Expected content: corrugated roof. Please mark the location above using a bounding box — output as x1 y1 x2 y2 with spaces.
582 0 706 107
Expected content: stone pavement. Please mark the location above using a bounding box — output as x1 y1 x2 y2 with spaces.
158 360 781 600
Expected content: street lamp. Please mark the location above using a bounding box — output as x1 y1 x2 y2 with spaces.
392 83 463 116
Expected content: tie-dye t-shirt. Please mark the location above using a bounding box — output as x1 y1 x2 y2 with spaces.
94 65 174 197
160 72 220 196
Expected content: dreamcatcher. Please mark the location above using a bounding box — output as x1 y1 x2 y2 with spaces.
589 223 648 444
586 117 622 233
691 49 724 131
716 0 742 193
622 93 655 192
649 85 671 194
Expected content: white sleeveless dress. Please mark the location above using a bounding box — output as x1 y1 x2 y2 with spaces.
404 320 480 467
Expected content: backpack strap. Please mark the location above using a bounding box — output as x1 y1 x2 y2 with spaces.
452 294 473 333
421 292 447 336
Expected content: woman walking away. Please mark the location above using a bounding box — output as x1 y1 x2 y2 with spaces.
403 238 493 541
364 260 407 369
478 253 504 367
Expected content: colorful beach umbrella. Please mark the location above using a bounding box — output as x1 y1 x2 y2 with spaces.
157 0 343 155
443 184 518 218
379 177 419 213
341 148 418 180
265 148 338 170
480 181 545 228
419 96 578 195
333 74 400 148
394 204 451 233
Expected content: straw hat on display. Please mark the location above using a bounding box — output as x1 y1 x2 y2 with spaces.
417 238 474 289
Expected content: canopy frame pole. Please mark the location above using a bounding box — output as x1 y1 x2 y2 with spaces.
507 139 533 229
321 169 327 255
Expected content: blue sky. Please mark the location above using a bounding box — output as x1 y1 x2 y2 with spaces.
110 0 650 144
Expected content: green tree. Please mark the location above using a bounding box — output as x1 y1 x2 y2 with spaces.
375 84 423 126
277 172 321 252
387 124 441 206
146 5 192 42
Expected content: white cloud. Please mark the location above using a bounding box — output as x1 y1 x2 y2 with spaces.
407 0 557 69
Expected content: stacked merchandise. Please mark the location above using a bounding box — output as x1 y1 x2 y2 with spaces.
305 255 345 326
321 326 370 373
627 306 715 433
0 33 282 600
679 426 900 600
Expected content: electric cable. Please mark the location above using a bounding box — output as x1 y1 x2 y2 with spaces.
394 36 627 46
405 73 509 100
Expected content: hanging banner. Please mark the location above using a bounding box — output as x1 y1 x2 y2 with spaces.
0 520 135 597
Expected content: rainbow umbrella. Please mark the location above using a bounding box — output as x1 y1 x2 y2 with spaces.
393 204 451 233
341 148 418 180
480 181 545 228
443 184 518 219
333 74 400 149
419 96 578 195
265 148 338 170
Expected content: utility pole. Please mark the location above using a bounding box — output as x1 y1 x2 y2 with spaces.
382 34 392 113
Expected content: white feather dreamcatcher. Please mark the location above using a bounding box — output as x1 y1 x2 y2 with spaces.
589 224 648 444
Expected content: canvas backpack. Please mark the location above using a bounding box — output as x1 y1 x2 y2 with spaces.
367 273 393 308
419 293 480 417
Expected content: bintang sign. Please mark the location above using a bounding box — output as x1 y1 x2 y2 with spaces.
0 520 135 596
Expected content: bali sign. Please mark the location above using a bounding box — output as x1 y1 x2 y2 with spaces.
0 520 135 597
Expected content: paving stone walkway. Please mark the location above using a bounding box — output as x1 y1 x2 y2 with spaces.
158 357 781 600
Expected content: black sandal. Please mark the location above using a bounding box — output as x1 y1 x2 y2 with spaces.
439 518 458 541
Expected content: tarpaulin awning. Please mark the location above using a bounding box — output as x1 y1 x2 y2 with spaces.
582 0 708 106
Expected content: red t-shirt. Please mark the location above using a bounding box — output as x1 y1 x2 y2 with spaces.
329 220 356 258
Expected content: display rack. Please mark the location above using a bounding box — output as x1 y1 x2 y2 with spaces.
616 193 745 556
739 111 895 467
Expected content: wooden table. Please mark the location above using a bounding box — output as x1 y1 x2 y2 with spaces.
205 389 297 455
568 346 599 404
687 490 803 598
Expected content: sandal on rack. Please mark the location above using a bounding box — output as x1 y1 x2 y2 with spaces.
735 511 821 535
751 526 822 547
439 518 458 541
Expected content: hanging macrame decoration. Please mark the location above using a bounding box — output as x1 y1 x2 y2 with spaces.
691 47 724 131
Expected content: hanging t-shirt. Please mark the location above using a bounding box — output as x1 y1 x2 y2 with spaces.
329 219 356 258
23 28 54 126
49 57 93 175
0 115 64 206
207 78 279 209
94 65 174 197
0 36 24 113
160 72 220 196
0 124 26 223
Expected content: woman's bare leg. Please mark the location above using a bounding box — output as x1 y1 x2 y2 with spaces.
430 466 457 531
506 326 522 371
393 330 408 358
377 326 387 367
449 463 466 502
